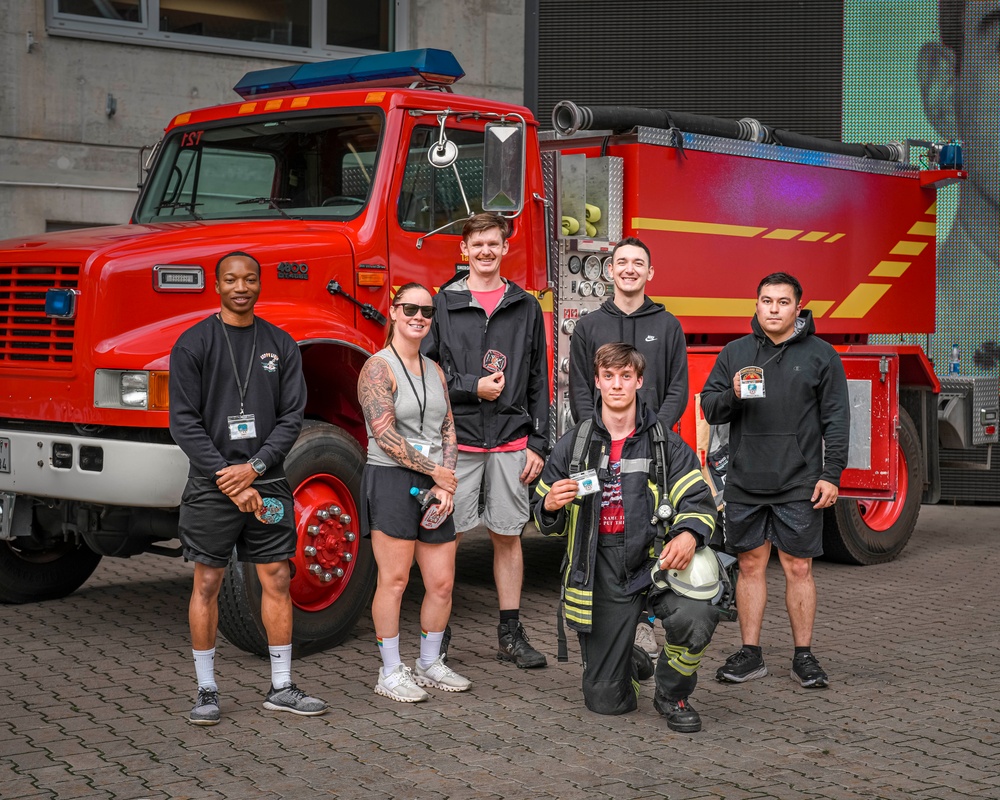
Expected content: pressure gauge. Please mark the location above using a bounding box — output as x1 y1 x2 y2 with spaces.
579 281 594 297
602 257 614 282
561 317 577 335
593 282 606 298
583 255 602 281
567 255 582 274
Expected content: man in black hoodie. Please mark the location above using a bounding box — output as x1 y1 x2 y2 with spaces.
569 237 688 432
569 236 689 658
701 273 849 689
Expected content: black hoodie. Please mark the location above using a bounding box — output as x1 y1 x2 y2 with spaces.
569 297 688 430
700 310 850 505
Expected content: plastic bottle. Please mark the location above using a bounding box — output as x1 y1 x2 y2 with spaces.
950 344 960 375
410 486 447 530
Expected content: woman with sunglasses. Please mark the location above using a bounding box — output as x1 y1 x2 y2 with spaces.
358 282 470 702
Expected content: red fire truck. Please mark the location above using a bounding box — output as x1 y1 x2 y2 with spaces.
1 49 994 655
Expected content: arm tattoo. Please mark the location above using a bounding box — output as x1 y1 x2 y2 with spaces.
359 356 439 475
437 364 458 470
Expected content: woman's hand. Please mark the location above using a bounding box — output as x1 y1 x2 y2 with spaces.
429 485 455 518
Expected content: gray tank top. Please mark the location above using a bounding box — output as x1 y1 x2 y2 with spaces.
365 347 448 468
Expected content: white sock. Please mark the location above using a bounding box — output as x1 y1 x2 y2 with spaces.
193 647 217 691
269 644 292 689
378 635 402 672
418 629 444 669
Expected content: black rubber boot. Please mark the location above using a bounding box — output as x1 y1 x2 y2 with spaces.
653 695 702 732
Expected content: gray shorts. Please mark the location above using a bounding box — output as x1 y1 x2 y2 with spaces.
454 449 529 536
724 500 823 559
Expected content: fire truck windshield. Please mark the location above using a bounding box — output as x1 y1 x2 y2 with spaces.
133 110 384 224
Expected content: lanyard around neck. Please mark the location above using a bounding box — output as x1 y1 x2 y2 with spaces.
218 314 257 415
389 343 427 435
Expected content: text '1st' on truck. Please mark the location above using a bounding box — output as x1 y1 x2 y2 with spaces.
0 49 996 656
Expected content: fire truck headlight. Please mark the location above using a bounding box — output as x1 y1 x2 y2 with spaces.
120 372 148 407
94 370 170 410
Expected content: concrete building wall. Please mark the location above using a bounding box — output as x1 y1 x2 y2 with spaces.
0 1 524 239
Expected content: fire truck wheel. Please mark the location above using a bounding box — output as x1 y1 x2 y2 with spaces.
217 421 374 657
0 503 103 603
822 408 921 565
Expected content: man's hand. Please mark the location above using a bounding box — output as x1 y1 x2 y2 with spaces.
543 479 579 512
477 371 505 401
811 479 839 509
657 531 697 571
520 449 544 485
431 464 458 494
732 372 742 396
230 486 263 514
216 463 258 496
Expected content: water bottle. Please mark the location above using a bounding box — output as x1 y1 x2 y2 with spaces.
410 486 447 530
950 344 960 375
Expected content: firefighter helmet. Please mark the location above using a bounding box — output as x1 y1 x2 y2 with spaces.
651 547 722 602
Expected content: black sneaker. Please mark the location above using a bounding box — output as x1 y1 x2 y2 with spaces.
497 620 547 669
263 683 329 716
440 624 452 664
653 695 702 733
189 688 221 726
716 647 768 683
791 652 829 688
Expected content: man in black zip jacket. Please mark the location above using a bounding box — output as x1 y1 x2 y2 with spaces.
569 236 689 659
534 343 720 730
423 213 550 668
701 272 849 689
169 251 326 725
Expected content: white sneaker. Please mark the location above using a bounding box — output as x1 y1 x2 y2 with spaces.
634 621 659 658
413 656 472 692
374 664 429 703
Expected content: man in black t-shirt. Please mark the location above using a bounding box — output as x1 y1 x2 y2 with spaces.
169 251 326 725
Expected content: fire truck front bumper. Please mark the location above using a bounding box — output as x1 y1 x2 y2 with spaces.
0 430 188 508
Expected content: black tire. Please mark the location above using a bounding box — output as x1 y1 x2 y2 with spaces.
822 408 922 565
0 501 102 603
218 422 375 657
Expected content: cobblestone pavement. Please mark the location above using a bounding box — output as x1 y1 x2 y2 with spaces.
2 503 998 800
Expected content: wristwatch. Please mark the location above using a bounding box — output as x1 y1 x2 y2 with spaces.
248 458 266 476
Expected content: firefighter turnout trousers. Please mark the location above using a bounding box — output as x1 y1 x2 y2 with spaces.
579 534 720 715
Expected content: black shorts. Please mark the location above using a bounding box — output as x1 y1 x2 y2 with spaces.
178 477 297 568
360 464 456 545
724 500 823 559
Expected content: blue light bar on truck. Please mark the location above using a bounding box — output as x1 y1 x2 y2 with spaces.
234 49 465 99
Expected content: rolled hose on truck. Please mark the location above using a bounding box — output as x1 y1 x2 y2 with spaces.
551 100 905 162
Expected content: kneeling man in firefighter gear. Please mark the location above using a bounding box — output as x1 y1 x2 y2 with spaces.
533 342 725 731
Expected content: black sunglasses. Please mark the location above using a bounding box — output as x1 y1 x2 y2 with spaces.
393 302 435 318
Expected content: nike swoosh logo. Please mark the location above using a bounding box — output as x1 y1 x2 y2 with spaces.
645 335 657 342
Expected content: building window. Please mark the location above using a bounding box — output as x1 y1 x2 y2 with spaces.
48 1 400 59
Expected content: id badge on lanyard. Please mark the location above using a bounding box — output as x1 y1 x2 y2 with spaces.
409 437 434 457
219 316 259 440
228 414 257 440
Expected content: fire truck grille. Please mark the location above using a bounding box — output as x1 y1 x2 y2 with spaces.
0 265 80 366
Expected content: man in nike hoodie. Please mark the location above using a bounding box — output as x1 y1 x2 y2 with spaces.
569 237 688 433
700 273 849 690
